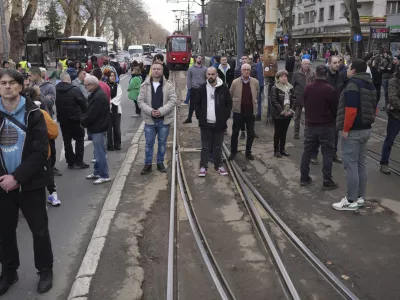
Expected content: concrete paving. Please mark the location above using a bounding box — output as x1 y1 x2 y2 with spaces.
1 74 142 300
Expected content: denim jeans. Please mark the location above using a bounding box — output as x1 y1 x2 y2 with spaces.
184 89 190 104
300 126 335 181
342 129 371 201
380 115 400 165
144 119 170 165
187 88 198 120
92 132 109 178
382 78 390 108
257 85 264 117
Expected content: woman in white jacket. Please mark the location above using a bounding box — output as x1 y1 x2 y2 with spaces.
107 71 123 150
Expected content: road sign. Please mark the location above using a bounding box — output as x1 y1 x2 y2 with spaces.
353 34 362 43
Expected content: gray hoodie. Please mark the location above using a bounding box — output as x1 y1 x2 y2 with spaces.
187 64 207 89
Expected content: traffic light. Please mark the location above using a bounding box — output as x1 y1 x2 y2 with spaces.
220 36 223 43
276 37 283 44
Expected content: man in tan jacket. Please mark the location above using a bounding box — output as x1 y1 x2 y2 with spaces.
229 63 259 160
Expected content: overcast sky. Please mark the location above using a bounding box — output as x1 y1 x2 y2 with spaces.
145 0 200 33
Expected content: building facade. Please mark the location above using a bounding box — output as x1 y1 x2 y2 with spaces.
277 0 389 57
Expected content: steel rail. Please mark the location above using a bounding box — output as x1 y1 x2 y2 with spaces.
222 144 360 300
166 105 178 300
222 148 301 300
366 149 400 176
176 153 236 300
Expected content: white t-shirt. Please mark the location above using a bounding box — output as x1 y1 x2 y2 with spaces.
206 83 216 123
152 81 160 91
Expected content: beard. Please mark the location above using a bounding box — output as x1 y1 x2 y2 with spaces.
208 78 216 84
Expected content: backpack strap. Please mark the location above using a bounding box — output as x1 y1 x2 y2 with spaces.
0 111 27 132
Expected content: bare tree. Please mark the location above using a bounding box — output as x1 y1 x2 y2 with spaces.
58 0 83 36
343 0 364 58
8 0 38 61
277 0 295 48
245 0 265 53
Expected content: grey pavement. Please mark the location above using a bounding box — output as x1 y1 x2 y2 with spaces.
2 73 142 300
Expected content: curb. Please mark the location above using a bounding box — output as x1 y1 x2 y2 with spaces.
68 122 145 300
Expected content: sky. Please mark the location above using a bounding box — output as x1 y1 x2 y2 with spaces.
144 0 201 33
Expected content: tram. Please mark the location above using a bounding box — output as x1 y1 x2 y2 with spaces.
166 34 192 70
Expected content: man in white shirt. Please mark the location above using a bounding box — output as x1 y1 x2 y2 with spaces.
194 67 232 177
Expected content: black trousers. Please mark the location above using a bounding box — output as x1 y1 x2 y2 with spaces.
231 113 255 155
374 84 381 104
107 113 122 149
200 125 225 169
273 118 291 152
0 188 53 271
300 126 335 180
47 158 56 194
49 139 56 168
188 88 198 120
60 121 85 165
134 100 141 115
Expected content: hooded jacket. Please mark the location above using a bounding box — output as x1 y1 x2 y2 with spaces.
336 73 377 132
0 96 49 193
194 78 233 130
66 67 78 81
217 64 234 88
56 82 87 124
137 76 177 125
128 74 142 101
388 72 400 120
81 86 111 133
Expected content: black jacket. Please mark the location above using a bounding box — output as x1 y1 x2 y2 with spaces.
110 60 122 76
194 82 233 130
285 56 296 73
217 67 234 88
162 63 170 80
0 98 49 192
81 86 111 133
56 82 87 124
270 85 295 119
326 69 345 98
227 56 236 70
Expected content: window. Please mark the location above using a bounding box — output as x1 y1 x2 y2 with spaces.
329 5 335 19
319 8 324 21
277 18 281 26
309 11 315 23
340 3 346 18
171 37 187 52
298 13 303 25
387 1 400 14
292 14 295 24
304 11 310 23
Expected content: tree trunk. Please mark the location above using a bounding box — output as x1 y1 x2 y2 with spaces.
344 0 364 58
9 0 38 62
59 0 82 36
81 17 93 35
111 17 119 52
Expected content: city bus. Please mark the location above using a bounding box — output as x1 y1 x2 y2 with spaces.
55 36 108 71
142 44 151 54
166 35 192 70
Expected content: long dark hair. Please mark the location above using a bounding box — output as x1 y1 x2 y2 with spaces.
107 71 117 84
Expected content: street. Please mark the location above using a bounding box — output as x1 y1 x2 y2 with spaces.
1 72 142 300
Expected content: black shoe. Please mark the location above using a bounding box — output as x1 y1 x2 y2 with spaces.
228 153 236 161
107 147 115 151
37 269 53 294
333 154 342 164
294 134 299 139
114 146 121 150
255 115 261 121
73 162 90 169
274 151 282 158
240 132 246 139
280 150 290 157
157 163 167 173
68 164 74 169
246 153 255 160
0 270 18 296
323 178 339 190
183 118 192 124
254 132 259 138
53 167 62 176
141 164 152 175
300 176 312 186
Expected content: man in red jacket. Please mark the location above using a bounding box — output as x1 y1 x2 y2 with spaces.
299 65 339 190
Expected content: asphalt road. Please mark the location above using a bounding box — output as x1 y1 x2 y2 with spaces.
2 72 142 300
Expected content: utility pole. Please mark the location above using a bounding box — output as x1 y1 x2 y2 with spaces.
236 0 245 67
0 0 9 61
200 0 205 57
188 2 191 35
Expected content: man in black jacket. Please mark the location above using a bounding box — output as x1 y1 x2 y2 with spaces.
56 72 88 169
0 69 54 296
217 56 234 88
285 50 296 83
109 54 122 76
194 67 232 177
81 75 111 184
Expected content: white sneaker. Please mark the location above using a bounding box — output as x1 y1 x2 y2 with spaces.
332 197 358 211
47 192 61 206
91 158 96 163
181 103 188 106
357 197 365 207
93 177 111 185
131 114 139 117
86 174 100 179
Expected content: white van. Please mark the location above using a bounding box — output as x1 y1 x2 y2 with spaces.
128 45 143 56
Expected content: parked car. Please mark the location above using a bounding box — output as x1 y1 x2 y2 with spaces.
116 55 127 74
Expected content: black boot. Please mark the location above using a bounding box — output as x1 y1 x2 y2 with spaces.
322 178 339 190
228 153 236 161
157 163 167 173
0 270 18 296
141 164 152 175
37 269 53 294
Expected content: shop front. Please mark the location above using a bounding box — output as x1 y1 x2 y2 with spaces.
387 14 400 57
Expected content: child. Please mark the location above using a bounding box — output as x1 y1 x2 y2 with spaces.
127 67 142 117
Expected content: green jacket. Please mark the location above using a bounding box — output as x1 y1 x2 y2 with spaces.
127 75 142 101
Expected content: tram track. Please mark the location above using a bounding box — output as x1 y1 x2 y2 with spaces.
166 71 361 300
